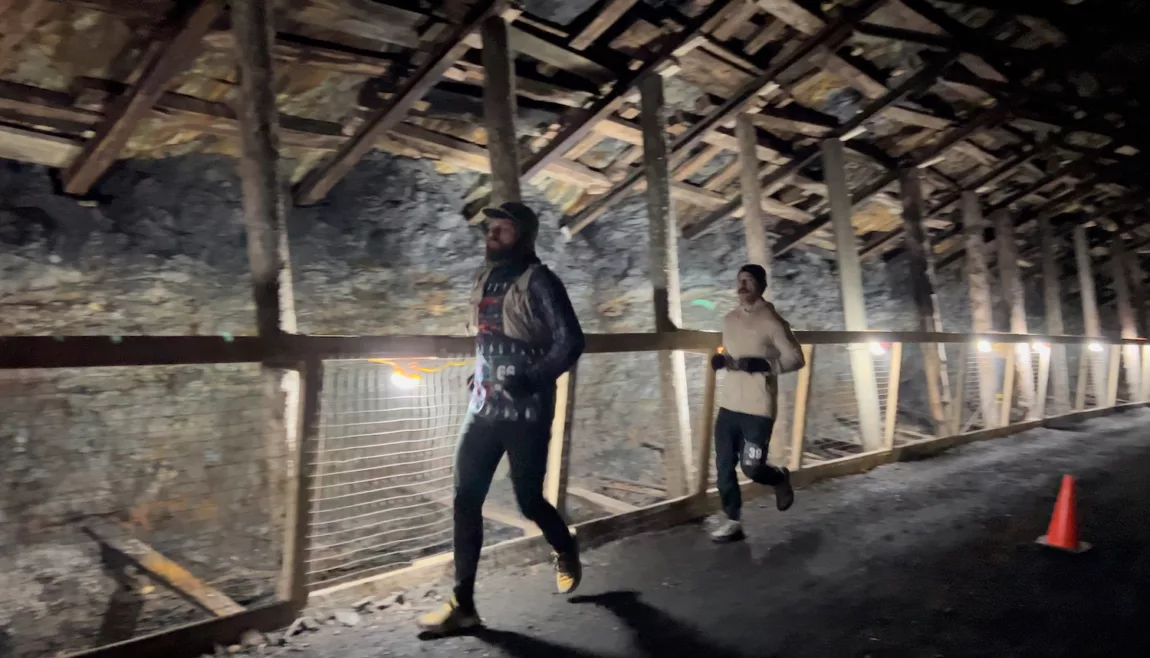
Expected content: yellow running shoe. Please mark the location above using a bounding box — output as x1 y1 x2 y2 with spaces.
416 596 481 636
553 539 582 594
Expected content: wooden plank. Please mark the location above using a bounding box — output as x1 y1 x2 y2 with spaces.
738 114 770 269
464 24 614 85
684 52 957 240
994 209 1038 419
570 0 640 50
519 0 739 193
824 137 883 450
950 342 969 434
1040 214 1071 414
962 192 1000 428
0 124 80 167
391 123 610 190
899 168 947 432
280 358 322 605
233 0 296 337
0 0 52 71
1035 347 1051 417
566 0 883 236
1111 235 1142 399
883 342 904 450
567 486 639 514
62 0 224 195
202 29 397 76
789 344 815 471
642 74 693 498
84 520 244 617
692 366 718 496
481 15 522 206
755 0 823 35
294 0 505 205
1074 226 1107 406
544 366 578 516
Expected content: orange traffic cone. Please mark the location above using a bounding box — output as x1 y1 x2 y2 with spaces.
1036 474 1091 553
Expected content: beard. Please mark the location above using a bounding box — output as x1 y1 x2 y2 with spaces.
486 243 516 261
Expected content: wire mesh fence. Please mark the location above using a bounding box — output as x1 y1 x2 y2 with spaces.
306 357 473 591
0 363 286 657
565 351 708 523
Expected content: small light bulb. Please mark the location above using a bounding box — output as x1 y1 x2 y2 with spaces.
1031 341 1050 355
869 342 885 356
390 371 420 389
977 340 992 354
1088 342 1105 353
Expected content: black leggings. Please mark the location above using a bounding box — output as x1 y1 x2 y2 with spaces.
452 415 574 608
714 408 784 521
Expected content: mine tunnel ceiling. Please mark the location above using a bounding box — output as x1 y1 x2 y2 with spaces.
0 0 1147 268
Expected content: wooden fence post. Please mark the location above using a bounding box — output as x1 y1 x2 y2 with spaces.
789 344 815 471
693 366 718 496
544 366 578 516
882 342 903 450
278 358 322 607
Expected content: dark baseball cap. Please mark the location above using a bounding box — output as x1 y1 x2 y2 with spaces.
482 202 539 242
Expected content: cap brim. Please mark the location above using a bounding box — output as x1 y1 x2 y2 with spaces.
482 207 514 221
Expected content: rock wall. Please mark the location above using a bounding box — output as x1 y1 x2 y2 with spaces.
0 152 1098 655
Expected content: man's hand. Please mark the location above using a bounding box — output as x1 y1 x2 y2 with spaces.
467 374 475 391
710 352 735 371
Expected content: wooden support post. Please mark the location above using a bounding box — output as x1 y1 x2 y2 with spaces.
822 138 882 450
641 74 692 497
737 114 770 269
280 357 322 605
961 192 1000 428
1142 345 1150 403
899 168 948 432
994 209 1037 419
233 0 301 582
544 366 577 516
1039 214 1071 414
883 342 903 450
693 366 718 496
737 113 789 461
789 344 815 471
295 0 504 205
1106 345 1121 407
1035 346 1051 417
1073 226 1107 407
1074 344 1089 411
1128 253 1150 401
999 341 1016 426
480 14 521 206
1111 235 1141 401
950 342 969 434
63 0 224 194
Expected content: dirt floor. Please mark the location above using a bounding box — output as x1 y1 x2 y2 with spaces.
227 409 1150 658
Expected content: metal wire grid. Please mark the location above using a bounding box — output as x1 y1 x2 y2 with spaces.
1043 343 1078 417
800 344 886 463
305 357 472 591
565 351 705 521
0 364 284 657
890 343 948 446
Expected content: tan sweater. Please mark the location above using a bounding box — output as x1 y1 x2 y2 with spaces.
718 298 805 419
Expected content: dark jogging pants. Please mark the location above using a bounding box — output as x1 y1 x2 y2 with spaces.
714 407 785 522
452 414 575 608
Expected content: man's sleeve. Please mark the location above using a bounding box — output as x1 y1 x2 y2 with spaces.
768 310 805 374
524 267 586 385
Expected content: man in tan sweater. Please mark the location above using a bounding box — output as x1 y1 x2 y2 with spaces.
709 264 805 542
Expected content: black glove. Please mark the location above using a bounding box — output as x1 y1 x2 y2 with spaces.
736 357 772 374
501 374 536 398
467 374 475 391
710 352 734 371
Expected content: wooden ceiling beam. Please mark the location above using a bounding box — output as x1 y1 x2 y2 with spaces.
764 101 1014 255
684 51 960 240
61 0 224 195
294 0 506 206
563 0 886 237
570 0 640 51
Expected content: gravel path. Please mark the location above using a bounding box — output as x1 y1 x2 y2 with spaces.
244 408 1150 658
